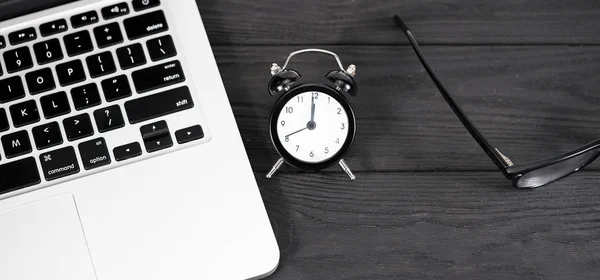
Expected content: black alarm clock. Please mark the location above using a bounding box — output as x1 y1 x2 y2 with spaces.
266 49 357 180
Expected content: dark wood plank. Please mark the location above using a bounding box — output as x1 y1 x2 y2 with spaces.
214 45 600 172
259 171 600 279
198 0 600 45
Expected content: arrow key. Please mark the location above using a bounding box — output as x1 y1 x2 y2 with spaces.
113 142 142 162
32 122 63 150
175 125 204 144
144 134 172 153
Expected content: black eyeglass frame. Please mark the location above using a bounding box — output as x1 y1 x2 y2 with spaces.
394 15 600 189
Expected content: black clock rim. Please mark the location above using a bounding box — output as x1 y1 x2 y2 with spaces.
270 84 357 171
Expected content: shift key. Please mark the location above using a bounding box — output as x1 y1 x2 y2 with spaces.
132 60 185 93
40 146 80 181
125 86 194 124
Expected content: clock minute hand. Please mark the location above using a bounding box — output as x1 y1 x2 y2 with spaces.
285 127 308 138
310 95 316 122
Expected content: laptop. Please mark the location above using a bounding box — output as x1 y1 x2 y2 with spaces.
0 0 279 279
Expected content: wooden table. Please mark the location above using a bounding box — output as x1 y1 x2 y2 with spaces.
198 1 600 279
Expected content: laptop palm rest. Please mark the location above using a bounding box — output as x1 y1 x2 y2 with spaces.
0 194 97 280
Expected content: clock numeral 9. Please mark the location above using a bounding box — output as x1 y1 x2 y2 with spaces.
341 123 345 130
281 120 285 127
310 151 314 158
285 107 293 114
325 147 329 154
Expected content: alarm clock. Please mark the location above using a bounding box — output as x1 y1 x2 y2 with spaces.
266 49 358 180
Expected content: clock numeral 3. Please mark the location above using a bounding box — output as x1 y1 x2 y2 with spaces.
341 123 345 130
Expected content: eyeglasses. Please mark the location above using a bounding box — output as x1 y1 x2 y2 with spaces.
394 15 600 189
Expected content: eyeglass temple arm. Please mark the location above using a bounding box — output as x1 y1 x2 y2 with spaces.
393 15 513 172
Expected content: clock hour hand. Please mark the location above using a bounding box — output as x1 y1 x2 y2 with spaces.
285 127 308 138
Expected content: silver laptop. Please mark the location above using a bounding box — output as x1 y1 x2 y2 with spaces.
0 0 279 279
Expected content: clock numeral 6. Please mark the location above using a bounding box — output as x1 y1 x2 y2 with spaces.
310 151 314 157
285 107 294 114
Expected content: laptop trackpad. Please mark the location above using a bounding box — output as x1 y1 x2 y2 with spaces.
0 194 96 280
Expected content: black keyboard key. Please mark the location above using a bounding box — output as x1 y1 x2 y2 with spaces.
25 68 56 95
0 76 25 104
113 142 142 161
125 86 193 124
71 11 99 28
140 120 169 140
33 39 64 65
40 91 71 119
86 52 116 78
147 35 176 62
176 125 204 144
94 23 124 49
132 0 160 11
1 130 32 158
124 10 168 40
64 31 93 56
94 105 125 133
10 100 40 127
56 60 86 86
63 113 94 141
144 134 172 153
71 83 101 110
32 122 63 150
39 146 80 181
40 19 68 37
0 157 40 194
9 27 37 45
132 60 185 93
101 75 131 102
0 36 5 49
102 3 130 20
0 109 8 132
3 47 33 73
116 43 146 70
79 138 111 170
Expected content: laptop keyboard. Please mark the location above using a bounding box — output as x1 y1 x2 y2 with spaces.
0 0 208 196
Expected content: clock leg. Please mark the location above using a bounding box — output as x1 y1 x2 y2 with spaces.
339 159 356 181
266 158 285 179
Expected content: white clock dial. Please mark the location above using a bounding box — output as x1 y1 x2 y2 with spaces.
276 91 350 163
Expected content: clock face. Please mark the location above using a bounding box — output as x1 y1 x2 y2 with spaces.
275 90 350 163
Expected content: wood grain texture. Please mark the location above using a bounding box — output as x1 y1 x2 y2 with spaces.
197 0 600 279
259 172 600 279
214 45 600 173
198 0 600 45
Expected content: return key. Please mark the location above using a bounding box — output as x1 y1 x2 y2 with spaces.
132 60 185 93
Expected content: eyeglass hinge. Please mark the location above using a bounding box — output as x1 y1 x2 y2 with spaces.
495 148 514 167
